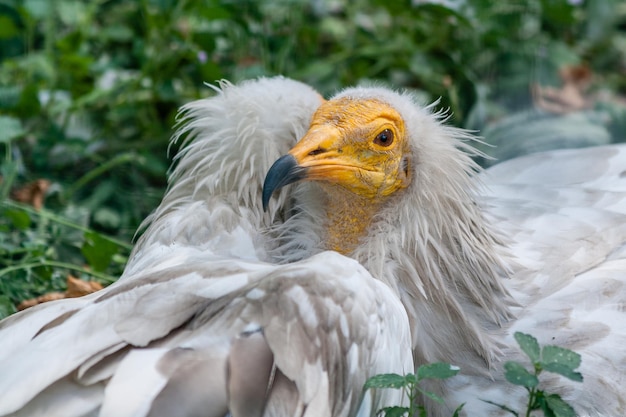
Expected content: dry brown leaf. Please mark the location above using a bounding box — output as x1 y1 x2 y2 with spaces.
16 275 103 310
17 292 65 311
533 64 593 114
66 275 103 298
10 179 52 210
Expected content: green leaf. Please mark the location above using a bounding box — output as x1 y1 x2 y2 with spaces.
5 209 31 230
451 403 465 417
379 406 409 417
586 0 620 41
544 394 576 417
416 387 446 404
538 395 557 417
0 15 19 39
92 207 121 230
57 0 89 26
541 345 581 368
0 161 19 199
541 363 583 382
0 116 25 144
198 4 232 20
81 231 119 272
0 295 16 320
403 373 416 384
541 346 582 381
23 0 52 19
100 25 134 42
364 373 407 390
0 86 21 110
514 332 540 363
416 362 460 380
503 361 538 388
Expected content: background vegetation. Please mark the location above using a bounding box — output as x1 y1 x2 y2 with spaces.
0 0 625 317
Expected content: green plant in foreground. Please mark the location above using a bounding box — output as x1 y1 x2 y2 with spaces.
364 362 464 417
365 332 583 417
484 332 582 417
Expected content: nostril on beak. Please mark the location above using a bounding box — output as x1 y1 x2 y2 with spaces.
308 148 326 156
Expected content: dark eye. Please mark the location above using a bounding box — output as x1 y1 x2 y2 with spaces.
374 129 394 147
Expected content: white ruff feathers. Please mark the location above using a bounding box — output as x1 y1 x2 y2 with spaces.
0 77 624 417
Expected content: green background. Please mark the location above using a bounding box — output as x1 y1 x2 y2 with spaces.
0 0 624 317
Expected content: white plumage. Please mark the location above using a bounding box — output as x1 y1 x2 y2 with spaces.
0 77 625 417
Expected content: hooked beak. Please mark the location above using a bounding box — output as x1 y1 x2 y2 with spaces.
262 124 353 211
262 154 307 211
262 123 385 211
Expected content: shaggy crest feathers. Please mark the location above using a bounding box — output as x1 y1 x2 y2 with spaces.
125 77 323 275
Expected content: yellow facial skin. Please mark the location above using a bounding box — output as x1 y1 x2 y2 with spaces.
261 96 413 254
288 97 412 199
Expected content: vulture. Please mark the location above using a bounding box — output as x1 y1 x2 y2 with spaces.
0 76 625 417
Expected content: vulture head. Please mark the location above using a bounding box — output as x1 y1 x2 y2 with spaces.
263 95 412 253
263 88 512 371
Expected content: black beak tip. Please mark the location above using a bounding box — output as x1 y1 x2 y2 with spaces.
262 185 273 213
262 154 306 211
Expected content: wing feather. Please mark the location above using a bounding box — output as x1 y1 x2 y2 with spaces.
0 253 412 417
9 376 102 417
441 145 626 416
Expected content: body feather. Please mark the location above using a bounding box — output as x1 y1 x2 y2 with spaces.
0 77 624 417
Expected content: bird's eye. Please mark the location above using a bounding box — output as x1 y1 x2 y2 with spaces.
373 129 394 147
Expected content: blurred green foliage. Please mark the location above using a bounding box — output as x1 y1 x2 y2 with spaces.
0 0 624 317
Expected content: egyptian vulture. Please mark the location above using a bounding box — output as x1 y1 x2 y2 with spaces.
0 77 625 417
